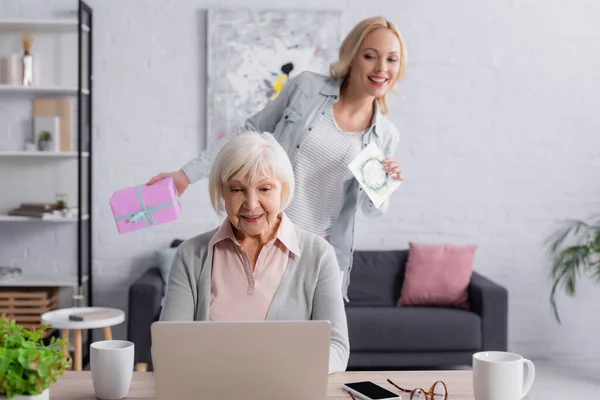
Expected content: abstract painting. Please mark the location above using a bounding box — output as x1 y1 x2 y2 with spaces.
206 8 341 146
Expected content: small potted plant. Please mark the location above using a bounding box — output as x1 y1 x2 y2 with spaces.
0 314 71 400
37 131 53 152
56 200 67 210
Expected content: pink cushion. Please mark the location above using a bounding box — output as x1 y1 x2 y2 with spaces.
397 242 477 309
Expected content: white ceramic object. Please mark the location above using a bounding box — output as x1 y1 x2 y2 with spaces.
34 116 60 152
473 351 535 400
0 389 49 400
1 54 21 84
90 340 134 400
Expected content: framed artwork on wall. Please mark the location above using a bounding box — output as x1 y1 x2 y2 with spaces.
206 8 341 147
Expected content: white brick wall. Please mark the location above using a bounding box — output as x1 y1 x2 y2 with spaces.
1 0 599 360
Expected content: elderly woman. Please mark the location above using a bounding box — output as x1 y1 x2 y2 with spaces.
159 132 350 374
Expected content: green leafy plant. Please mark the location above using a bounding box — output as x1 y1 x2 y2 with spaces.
39 131 52 142
0 314 71 398
545 214 600 324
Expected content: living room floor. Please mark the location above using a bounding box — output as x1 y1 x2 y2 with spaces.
527 359 600 399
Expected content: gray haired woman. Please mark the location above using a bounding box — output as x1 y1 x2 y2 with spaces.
159 132 350 374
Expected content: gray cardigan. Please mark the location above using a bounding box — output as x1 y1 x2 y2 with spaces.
159 223 350 374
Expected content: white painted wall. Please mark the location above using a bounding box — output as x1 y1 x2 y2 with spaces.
0 0 599 361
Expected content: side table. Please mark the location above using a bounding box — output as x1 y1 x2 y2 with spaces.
41 307 125 371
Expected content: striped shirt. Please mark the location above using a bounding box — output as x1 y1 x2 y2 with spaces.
285 98 366 236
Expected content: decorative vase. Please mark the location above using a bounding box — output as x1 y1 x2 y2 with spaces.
0 389 50 400
38 139 53 151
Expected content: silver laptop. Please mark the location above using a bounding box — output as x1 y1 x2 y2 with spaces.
151 320 331 400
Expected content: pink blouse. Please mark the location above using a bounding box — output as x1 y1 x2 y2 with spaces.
208 213 300 321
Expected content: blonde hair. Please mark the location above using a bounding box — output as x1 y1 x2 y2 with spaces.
208 132 295 214
330 16 408 115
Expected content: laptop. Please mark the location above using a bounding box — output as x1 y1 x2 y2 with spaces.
150 320 331 400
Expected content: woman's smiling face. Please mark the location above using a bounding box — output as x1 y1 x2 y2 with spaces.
347 28 402 98
223 174 283 240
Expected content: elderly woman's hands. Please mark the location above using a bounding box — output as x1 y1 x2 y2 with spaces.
147 169 191 196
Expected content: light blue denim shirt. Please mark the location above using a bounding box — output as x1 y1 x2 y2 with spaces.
182 71 400 301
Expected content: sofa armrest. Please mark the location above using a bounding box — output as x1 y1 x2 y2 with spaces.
468 271 508 351
127 267 164 364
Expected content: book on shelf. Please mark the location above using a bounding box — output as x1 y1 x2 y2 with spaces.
8 210 48 218
69 309 121 322
7 203 80 219
20 202 60 210
33 97 76 152
8 202 58 217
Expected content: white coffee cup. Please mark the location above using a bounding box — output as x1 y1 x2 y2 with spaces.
473 351 535 400
90 340 134 400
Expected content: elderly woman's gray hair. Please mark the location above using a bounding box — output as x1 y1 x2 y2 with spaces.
208 132 295 213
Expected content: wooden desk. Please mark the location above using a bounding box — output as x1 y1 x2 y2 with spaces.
49 370 477 399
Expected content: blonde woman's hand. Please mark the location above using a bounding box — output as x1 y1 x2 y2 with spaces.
383 158 404 181
147 169 190 196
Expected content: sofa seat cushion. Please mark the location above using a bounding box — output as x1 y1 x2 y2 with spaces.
345 306 482 352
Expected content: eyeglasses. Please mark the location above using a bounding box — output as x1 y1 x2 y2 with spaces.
346 380 448 400
387 379 448 400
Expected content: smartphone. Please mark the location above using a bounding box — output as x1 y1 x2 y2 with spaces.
342 381 401 400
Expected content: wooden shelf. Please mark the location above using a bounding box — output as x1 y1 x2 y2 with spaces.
0 19 89 32
0 151 89 158
0 84 89 95
0 214 89 223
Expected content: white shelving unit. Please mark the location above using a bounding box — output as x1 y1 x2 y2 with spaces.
0 1 94 317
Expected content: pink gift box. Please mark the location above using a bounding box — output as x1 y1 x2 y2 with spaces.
109 177 182 234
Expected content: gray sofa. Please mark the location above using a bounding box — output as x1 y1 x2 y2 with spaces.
344 250 507 369
128 246 508 371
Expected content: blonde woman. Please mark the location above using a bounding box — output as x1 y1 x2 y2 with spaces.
160 132 350 374
149 16 407 300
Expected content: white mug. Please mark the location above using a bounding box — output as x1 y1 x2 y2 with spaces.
90 340 134 400
473 351 535 400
